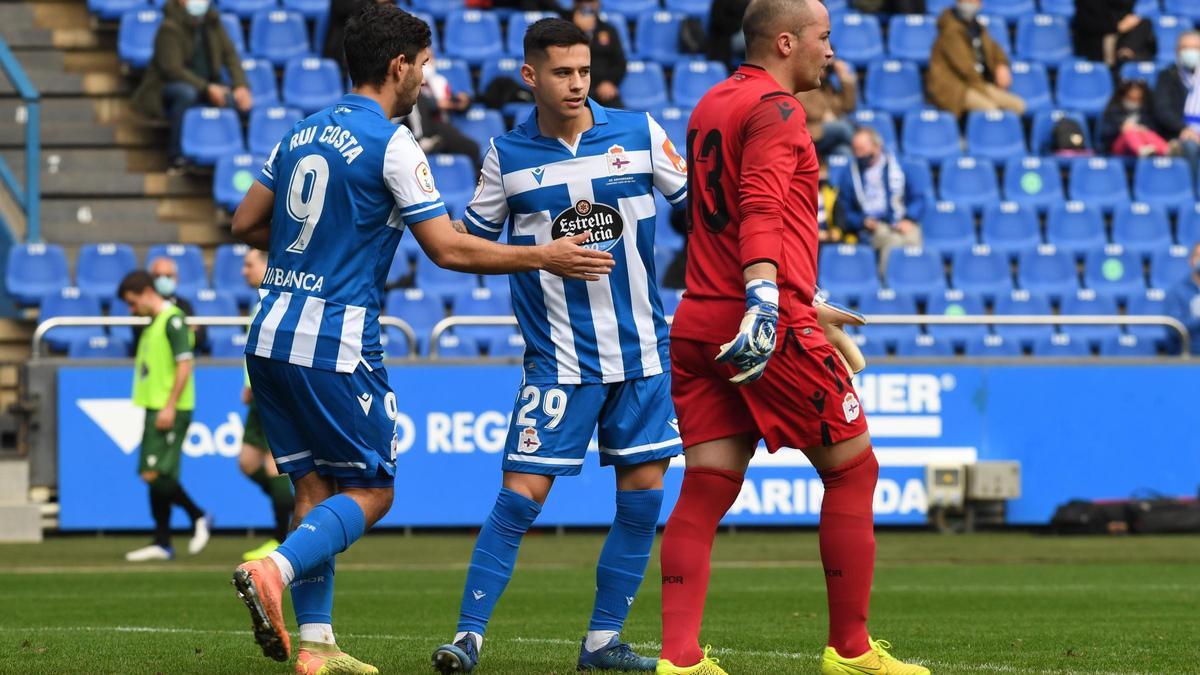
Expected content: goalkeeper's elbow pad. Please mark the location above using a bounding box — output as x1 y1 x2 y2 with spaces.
813 292 867 374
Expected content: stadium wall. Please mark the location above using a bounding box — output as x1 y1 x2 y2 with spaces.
30 360 1200 530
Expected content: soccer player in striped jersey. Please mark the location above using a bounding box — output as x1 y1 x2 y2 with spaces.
432 18 687 674
226 7 614 674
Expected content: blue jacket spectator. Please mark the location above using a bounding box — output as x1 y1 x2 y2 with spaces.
836 127 927 272
1152 32 1200 178
1164 242 1200 354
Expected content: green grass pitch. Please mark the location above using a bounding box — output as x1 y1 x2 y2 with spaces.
2 531 1197 674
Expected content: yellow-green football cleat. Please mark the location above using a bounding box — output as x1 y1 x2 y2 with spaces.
242 539 281 562
655 646 728 675
294 641 379 675
821 638 930 675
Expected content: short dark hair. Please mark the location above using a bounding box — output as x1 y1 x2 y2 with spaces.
523 18 590 62
117 270 156 300
344 4 432 88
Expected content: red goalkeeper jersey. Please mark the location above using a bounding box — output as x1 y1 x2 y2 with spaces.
671 64 824 349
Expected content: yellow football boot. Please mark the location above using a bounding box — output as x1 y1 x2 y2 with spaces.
294 641 379 675
656 646 728 675
241 538 281 562
821 638 930 675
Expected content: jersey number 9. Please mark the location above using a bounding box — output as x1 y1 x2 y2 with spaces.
285 154 331 254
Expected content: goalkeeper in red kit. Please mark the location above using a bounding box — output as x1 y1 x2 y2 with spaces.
655 0 929 673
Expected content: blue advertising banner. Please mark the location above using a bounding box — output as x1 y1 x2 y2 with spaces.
57 362 1200 529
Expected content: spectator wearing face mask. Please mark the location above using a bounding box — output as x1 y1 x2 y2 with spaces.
926 0 1024 117
571 0 627 108
131 0 252 169
131 257 203 351
1164 242 1200 355
1100 79 1169 157
1153 32 1200 178
834 128 927 272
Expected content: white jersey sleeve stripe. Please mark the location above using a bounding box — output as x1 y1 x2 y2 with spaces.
288 295 326 368
253 291 293 358
619 193 665 376
464 207 503 234
400 201 449 225
464 145 508 237
664 183 687 205
335 305 366 373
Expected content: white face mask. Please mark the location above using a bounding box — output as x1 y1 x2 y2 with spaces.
1180 48 1200 71
185 0 209 17
153 275 177 298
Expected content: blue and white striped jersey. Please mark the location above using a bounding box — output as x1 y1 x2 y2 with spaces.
463 100 687 385
246 94 447 373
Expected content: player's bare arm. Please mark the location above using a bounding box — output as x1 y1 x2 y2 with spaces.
410 214 615 281
230 181 274 251
156 357 192 431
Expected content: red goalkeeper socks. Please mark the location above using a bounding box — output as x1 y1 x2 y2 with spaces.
659 467 744 666
818 447 879 658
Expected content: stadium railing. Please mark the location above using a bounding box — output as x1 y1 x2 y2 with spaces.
0 38 40 243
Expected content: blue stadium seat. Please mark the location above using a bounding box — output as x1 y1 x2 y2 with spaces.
922 201 976 260
444 10 504 64
213 153 264 213
381 326 412 359
184 288 240 350
387 245 413 288
247 106 301 156
857 289 921 348
601 0 656 19
951 245 1013 301
827 154 850 187
413 257 478 304
992 289 1055 346
213 243 258 307
1149 245 1192 289
832 13 884 66
1031 332 1091 357
900 109 962 164
1178 202 1200 245
1009 61 1052 114
672 60 726 108
40 287 105 353
980 201 1041 258
1015 14 1072 65
6 243 69 307
851 110 898 151
1099 333 1157 356
486 331 526 358
1017 245 1079 301
146 244 207 297
1126 287 1170 345
663 0 708 15
964 334 1023 357
1058 288 1122 345
448 287 514 351
68 335 130 359
429 154 476 219
1134 0 1161 16
1067 157 1129 213
1118 60 1161 82
659 287 684 317
654 193 685 253
1133 156 1195 214
901 157 936 206
1055 60 1115 115
600 12 633 55
478 57 525 92
987 0 1038 20
410 12 441 52
218 0 275 19
505 12 555 56
1154 16 1195 65
221 13 246 55
894 334 955 357
1111 202 1172 260
887 14 937 64
240 58 279 106
432 333 481 358
503 102 536 125
817 244 879 305
658 106 690 152
435 59 473 98
1002 156 1063 214
938 157 1000 212
1084 245 1145 301
1029 109 1090 155
1045 200 1107 258
1162 0 1200 21
885 247 946 301
384 288 445 350
281 0 328 18
926 289 989 346
250 10 309 66
76 243 137 306
621 60 669 111
864 60 923 114
850 332 889 359
117 9 162 68
89 0 146 21
453 108 505 160
1038 0 1075 17
180 107 245 166
282 56 342 114
966 110 1027 160
410 0 463 20
636 11 686 64
978 15 1012 55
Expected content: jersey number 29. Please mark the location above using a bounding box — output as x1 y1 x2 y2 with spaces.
285 154 330 254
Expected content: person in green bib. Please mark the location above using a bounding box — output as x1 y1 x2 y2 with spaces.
118 270 211 562
236 248 294 561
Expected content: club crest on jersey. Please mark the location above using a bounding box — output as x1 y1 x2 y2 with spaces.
551 199 624 252
518 427 541 453
606 144 631 175
843 392 861 423
414 161 436 194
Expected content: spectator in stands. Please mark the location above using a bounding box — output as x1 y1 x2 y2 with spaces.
1100 79 1170 157
707 0 749 66
571 0 627 108
1153 32 1200 178
796 59 858 158
131 0 252 169
1164 241 1200 355
404 60 482 172
835 128 927 271
926 0 1025 117
1071 0 1155 67
851 0 926 12
132 257 203 350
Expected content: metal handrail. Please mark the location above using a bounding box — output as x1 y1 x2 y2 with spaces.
0 39 40 242
31 316 418 358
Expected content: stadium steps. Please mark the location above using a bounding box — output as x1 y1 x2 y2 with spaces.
0 459 43 542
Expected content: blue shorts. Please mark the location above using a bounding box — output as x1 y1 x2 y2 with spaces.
502 372 682 477
247 355 398 488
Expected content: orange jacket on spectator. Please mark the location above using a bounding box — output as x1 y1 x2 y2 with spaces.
925 8 1010 117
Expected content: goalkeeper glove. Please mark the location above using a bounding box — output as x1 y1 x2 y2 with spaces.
716 279 779 385
814 290 867 375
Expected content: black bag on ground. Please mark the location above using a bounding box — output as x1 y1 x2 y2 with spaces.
1049 499 1130 534
1127 497 1200 534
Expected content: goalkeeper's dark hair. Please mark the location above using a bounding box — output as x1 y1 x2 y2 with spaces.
117 270 156 300
344 4 432 88
523 18 590 62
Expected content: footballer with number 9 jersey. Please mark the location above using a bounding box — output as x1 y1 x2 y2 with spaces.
226 6 615 675
656 0 929 674
432 18 688 675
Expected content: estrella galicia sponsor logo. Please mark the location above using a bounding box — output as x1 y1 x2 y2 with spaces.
550 199 624 252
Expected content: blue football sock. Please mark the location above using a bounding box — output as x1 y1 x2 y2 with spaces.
456 488 541 635
275 494 366 579
589 489 664 632
292 558 335 626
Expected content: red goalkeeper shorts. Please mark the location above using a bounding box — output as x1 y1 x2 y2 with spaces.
670 330 868 453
